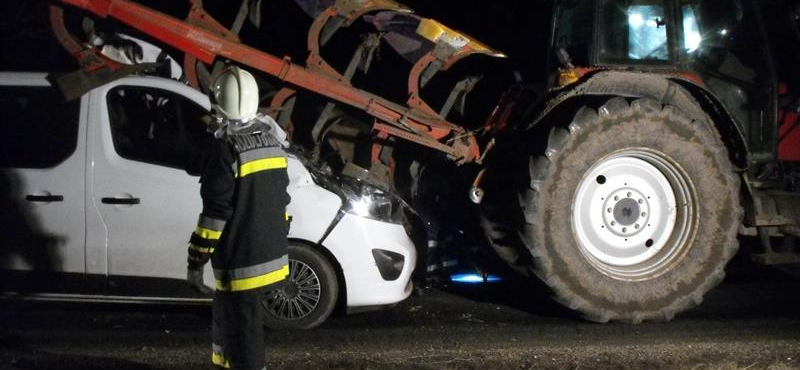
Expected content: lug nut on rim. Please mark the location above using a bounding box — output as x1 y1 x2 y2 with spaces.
601 187 652 238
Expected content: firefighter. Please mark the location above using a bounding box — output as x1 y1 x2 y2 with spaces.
186 65 291 370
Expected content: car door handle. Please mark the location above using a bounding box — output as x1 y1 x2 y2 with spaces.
25 194 64 202
101 197 141 205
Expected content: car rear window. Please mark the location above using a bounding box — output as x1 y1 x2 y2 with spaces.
0 85 80 168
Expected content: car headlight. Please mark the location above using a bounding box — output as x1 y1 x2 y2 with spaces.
286 147 410 225
339 177 407 224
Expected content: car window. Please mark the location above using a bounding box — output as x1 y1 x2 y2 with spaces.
106 86 212 174
0 86 80 168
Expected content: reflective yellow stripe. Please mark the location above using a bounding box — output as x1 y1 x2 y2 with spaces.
285 212 290 221
196 226 222 240
215 264 289 292
238 157 288 178
211 352 230 369
189 244 215 254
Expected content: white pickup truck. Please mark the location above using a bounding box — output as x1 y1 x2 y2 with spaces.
0 72 416 329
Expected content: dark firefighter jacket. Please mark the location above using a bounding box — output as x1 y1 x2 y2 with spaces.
188 119 291 292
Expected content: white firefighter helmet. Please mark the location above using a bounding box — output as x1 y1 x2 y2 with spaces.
210 66 259 122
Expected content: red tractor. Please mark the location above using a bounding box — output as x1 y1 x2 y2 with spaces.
480 0 800 322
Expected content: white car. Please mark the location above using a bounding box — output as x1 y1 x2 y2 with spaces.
0 72 416 329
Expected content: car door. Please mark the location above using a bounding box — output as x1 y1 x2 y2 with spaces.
88 77 213 297
0 73 87 292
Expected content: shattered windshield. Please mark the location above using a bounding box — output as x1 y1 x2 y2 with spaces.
599 0 670 63
626 5 668 60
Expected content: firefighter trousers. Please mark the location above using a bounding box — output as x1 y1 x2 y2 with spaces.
212 288 266 370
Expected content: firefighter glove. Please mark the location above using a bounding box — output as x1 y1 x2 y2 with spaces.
187 245 212 270
186 268 213 295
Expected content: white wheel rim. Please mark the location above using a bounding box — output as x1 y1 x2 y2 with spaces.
572 149 696 281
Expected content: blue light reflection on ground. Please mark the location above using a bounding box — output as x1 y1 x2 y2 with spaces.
450 273 503 284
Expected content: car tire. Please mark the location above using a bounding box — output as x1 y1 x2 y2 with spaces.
262 242 338 330
515 97 741 323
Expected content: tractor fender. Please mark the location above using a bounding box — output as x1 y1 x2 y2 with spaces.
523 70 747 169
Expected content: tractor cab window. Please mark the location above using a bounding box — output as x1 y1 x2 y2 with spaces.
678 0 757 83
599 0 670 63
759 1 800 99
679 0 773 153
550 0 593 70
681 6 701 53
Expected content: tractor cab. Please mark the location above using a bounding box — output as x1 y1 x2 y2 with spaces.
549 0 800 164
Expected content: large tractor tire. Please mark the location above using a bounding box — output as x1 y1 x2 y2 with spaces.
479 167 535 277
507 97 741 323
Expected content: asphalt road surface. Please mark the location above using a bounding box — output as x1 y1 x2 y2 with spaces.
1 261 799 370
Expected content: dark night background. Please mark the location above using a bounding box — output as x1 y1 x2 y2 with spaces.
0 0 552 83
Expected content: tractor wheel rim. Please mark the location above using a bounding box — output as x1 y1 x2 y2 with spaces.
264 259 321 320
572 149 696 281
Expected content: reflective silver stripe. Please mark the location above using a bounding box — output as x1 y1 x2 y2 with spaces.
212 343 224 353
198 215 226 232
214 255 289 280
239 147 285 164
